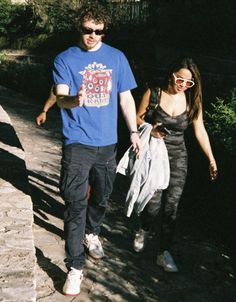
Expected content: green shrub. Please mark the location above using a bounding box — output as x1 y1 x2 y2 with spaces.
0 0 12 35
206 88 236 155
0 1 38 49
0 36 7 48
0 51 6 63
27 0 78 34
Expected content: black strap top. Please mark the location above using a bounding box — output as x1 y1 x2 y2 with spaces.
152 90 189 145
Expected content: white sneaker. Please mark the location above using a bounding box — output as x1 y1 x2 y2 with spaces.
133 229 149 252
157 250 179 272
84 234 104 259
63 267 83 296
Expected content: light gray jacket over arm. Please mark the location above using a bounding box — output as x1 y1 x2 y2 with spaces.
116 123 170 217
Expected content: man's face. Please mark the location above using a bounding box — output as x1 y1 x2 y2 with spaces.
79 19 105 51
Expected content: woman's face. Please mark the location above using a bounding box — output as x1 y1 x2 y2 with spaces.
171 68 194 93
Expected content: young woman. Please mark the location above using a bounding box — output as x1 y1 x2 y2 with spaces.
134 57 218 272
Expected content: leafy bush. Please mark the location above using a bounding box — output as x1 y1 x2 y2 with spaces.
0 51 6 63
0 1 38 49
0 0 12 35
27 0 79 34
6 4 36 36
206 88 236 155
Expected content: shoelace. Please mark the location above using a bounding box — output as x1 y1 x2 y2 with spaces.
87 235 101 246
68 270 83 279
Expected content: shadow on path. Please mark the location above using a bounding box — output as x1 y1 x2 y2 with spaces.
36 247 66 294
0 121 23 149
0 148 29 195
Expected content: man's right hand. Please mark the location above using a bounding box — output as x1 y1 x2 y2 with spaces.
75 85 86 107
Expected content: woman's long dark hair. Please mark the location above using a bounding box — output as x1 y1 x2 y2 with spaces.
162 57 202 121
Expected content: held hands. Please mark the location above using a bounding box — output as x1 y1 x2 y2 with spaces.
209 160 218 181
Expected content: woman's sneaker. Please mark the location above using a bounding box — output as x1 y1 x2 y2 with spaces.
157 250 178 272
63 267 83 296
84 234 104 260
133 229 149 252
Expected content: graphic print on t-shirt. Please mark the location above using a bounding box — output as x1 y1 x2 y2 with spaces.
79 62 112 107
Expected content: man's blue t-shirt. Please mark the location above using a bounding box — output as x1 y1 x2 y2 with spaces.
53 43 137 146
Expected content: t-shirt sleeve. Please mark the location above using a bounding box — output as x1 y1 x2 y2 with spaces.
117 52 137 93
53 55 71 87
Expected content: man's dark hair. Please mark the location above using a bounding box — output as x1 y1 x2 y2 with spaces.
75 2 111 31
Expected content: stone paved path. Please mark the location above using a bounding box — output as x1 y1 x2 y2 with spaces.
0 85 236 302
0 99 36 301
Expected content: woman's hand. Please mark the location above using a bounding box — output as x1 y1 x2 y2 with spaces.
209 160 218 181
150 123 167 138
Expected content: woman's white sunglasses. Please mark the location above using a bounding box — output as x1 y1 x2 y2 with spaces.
173 73 195 88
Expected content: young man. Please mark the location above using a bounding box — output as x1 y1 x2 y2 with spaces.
52 3 141 296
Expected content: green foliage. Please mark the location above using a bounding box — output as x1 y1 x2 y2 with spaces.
0 1 38 49
0 51 6 63
27 0 79 34
46 4 75 33
206 88 236 155
6 4 36 35
0 36 7 48
0 0 12 35
26 0 147 34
